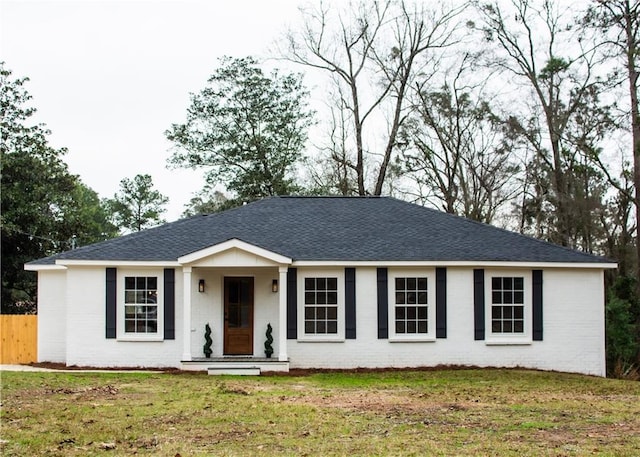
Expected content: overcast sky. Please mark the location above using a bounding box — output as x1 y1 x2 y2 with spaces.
1 0 311 221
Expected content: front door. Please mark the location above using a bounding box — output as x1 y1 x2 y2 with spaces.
223 277 254 355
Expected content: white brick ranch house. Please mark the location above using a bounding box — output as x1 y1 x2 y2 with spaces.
26 196 616 375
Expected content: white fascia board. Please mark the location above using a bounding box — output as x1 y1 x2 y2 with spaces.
55 260 181 267
177 238 292 265
291 260 617 269
24 264 67 271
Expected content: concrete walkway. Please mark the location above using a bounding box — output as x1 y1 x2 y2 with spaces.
0 364 54 372
0 364 157 373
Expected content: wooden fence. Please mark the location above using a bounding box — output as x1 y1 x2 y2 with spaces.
1 315 37 364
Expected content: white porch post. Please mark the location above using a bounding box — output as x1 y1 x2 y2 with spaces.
182 266 192 361
278 266 289 362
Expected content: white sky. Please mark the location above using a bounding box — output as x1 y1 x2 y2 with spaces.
1 0 309 221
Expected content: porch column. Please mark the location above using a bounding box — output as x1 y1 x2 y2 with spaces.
278 266 289 362
182 266 192 361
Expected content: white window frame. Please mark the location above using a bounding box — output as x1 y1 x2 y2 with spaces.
297 268 345 342
485 269 532 345
117 269 164 342
388 268 436 342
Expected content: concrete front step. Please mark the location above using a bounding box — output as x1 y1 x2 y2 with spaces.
181 358 290 373
207 364 261 376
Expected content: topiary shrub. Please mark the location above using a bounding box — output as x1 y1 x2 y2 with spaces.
203 323 213 358
264 323 274 358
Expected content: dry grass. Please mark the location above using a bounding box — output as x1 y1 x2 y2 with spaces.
1 368 639 456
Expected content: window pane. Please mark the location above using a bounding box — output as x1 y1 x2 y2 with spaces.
407 292 417 304
407 278 417 290
396 292 405 305
305 307 315 319
125 291 135 304
317 278 326 290
317 321 326 333
514 277 524 290
492 277 501 289
503 277 513 289
418 321 427 333
147 277 157 290
418 307 427 319
418 278 427 290
327 292 337 304
504 306 513 319
305 278 315 290
396 307 405 319
418 292 427 304
327 307 337 320
514 320 524 333
136 277 146 289
396 278 405 290
125 306 135 318
305 321 315 334
503 291 513 304
514 291 524 304
136 291 146 304
327 278 337 290
305 292 315 305
492 306 501 319
125 277 135 289
327 321 337 334
492 321 501 332
492 291 502 304
514 306 524 319
317 307 326 319
125 320 136 332
396 321 405 333
407 306 416 319
407 321 417 333
504 321 513 333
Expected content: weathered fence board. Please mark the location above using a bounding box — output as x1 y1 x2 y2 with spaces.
1 315 37 364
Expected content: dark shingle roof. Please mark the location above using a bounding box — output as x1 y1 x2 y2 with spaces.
27 196 612 265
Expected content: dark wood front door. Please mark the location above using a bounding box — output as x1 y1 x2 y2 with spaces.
223 277 254 355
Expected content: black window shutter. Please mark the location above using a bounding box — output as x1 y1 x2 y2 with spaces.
345 268 356 339
532 269 543 341
164 268 175 340
436 267 447 338
106 268 117 339
287 268 297 339
377 268 388 339
473 269 485 340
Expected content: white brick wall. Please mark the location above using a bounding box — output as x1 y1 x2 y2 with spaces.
35 264 606 376
37 270 67 363
287 267 606 376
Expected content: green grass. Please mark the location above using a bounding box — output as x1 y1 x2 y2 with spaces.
1 369 639 456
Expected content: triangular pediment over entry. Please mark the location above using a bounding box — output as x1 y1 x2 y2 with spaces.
177 238 292 267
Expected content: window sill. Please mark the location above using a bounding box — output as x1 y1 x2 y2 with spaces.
117 335 164 342
485 338 532 346
389 336 436 343
297 337 345 343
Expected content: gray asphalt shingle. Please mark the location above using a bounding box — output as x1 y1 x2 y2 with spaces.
27 196 611 265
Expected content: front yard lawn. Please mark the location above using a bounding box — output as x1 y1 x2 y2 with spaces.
1 368 639 456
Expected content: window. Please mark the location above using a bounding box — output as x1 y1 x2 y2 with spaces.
490 276 524 334
304 277 338 334
388 270 435 340
124 276 158 334
394 277 428 334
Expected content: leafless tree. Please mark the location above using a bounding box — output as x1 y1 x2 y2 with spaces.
282 0 466 195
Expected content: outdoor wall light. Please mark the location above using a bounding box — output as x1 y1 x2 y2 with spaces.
272 279 278 293
198 279 205 293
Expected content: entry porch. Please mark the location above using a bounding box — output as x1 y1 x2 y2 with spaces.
177 239 292 372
